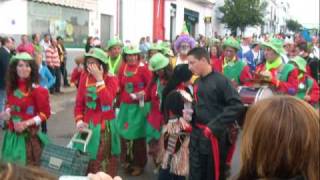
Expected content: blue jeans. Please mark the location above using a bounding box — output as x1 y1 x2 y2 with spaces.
0 89 6 112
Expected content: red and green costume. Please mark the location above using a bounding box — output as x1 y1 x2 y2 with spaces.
116 62 152 169
255 57 299 94
1 80 51 165
74 72 120 174
296 74 319 107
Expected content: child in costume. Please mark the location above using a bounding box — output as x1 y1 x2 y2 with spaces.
157 89 193 180
0 53 51 166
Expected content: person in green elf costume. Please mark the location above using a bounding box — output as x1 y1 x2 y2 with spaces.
255 38 299 95
73 48 120 176
290 56 319 108
219 37 253 86
116 45 152 176
0 52 51 166
145 52 172 170
105 38 123 75
148 43 163 60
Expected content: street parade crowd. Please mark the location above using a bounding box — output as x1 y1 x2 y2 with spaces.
0 27 319 180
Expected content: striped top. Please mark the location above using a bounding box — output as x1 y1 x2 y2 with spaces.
45 46 60 67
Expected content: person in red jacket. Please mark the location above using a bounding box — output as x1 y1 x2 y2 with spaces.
146 53 172 170
70 55 84 88
209 43 223 73
116 45 152 176
255 38 299 95
73 48 120 176
290 56 319 108
0 53 51 166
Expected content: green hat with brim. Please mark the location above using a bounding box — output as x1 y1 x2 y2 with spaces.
10 52 33 63
149 43 163 52
84 48 108 64
123 45 141 55
208 38 220 47
222 37 241 50
261 38 284 55
106 38 123 50
148 53 169 71
290 56 307 72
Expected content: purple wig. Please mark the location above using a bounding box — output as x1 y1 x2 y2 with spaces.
174 34 196 52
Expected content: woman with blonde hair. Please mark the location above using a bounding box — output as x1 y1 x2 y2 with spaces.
237 96 319 180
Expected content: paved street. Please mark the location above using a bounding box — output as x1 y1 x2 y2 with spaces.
0 87 241 179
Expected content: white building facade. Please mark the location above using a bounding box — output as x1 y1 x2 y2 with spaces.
164 0 215 41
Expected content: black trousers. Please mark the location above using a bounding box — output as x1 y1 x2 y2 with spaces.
189 128 230 180
48 66 61 92
60 61 69 86
158 168 186 180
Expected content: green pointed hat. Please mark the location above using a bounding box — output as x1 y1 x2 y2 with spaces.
181 21 189 35
261 38 284 55
123 45 141 55
106 37 123 50
290 56 307 72
148 53 169 71
84 48 108 64
149 43 163 51
10 52 33 63
222 37 241 50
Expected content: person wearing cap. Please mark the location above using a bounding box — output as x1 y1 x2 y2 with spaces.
73 48 120 176
217 37 252 86
255 38 299 94
0 52 51 166
290 56 319 107
237 32 252 59
105 38 123 75
145 53 172 170
116 45 152 176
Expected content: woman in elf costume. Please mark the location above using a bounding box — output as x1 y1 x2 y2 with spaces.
146 53 172 169
105 37 123 75
255 38 299 94
116 45 152 176
0 53 51 166
73 48 120 176
290 56 319 108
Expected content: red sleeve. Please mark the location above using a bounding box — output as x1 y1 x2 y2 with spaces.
240 65 253 86
141 66 152 94
271 68 299 94
308 77 320 105
74 73 87 122
70 68 81 83
306 65 312 77
96 75 119 106
33 87 51 122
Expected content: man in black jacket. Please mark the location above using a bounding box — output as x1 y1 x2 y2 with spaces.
0 37 14 111
187 47 245 180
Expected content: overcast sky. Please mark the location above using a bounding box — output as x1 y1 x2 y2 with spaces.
288 0 319 28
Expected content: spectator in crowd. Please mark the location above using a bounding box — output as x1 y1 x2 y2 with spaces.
57 36 70 87
17 34 35 56
237 96 319 180
70 55 84 88
243 42 264 72
139 37 149 59
296 42 319 82
32 33 43 54
45 38 61 94
35 52 55 90
0 37 14 112
310 35 319 59
85 36 94 53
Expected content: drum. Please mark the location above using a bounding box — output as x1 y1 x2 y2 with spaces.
238 86 274 105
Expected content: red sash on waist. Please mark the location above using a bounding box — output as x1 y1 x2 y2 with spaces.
196 123 220 180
